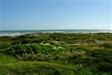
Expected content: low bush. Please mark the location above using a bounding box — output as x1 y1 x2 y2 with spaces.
2 61 77 75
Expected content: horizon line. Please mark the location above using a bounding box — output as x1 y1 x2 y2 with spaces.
0 29 111 31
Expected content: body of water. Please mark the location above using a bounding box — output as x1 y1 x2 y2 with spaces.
0 29 112 36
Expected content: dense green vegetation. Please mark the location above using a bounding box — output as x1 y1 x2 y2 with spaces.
0 33 112 75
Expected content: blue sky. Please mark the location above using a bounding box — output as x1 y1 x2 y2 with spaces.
0 0 112 30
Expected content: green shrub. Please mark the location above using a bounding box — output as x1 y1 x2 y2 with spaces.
98 62 112 72
2 61 77 75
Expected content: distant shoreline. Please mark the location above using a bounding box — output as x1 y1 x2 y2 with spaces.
0 29 112 33
0 29 112 36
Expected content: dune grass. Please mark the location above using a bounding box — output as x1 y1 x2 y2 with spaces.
0 33 112 75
